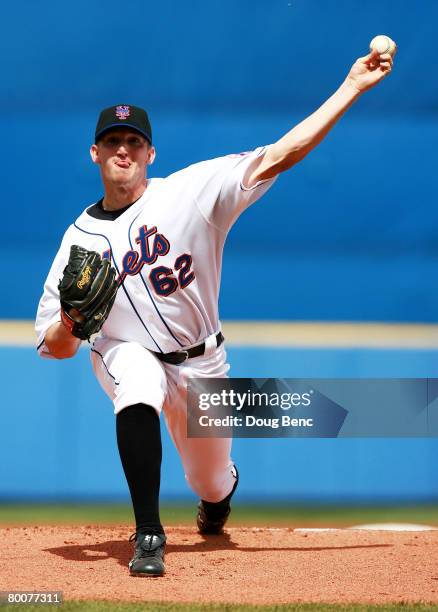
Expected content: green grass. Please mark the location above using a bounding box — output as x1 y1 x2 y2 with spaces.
0 503 437 527
1 601 438 611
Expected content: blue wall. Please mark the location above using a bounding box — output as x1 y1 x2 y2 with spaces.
2 0 438 321
2 1 438 503
2 345 438 502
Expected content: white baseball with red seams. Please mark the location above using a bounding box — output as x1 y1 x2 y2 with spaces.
369 35 396 56
35 146 276 501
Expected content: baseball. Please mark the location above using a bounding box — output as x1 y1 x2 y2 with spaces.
370 35 396 56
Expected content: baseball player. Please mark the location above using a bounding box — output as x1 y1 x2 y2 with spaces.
35 49 394 577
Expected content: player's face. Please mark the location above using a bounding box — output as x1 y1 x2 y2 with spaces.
90 129 155 187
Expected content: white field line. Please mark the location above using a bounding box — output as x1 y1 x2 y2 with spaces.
221 525 438 533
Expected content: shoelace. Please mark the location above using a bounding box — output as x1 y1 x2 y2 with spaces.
129 531 165 558
129 529 164 541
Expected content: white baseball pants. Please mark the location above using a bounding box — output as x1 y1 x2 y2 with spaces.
90 335 235 503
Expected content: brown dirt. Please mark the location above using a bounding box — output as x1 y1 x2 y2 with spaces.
1 525 438 605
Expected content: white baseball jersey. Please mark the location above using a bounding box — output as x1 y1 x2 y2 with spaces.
36 146 277 357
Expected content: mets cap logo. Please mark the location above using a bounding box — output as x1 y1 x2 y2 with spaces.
115 105 130 120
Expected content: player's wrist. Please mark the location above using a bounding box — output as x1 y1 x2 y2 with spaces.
60 307 76 334
45 320 81 359
340 78 364 98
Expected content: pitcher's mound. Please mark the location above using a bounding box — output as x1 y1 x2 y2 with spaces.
1 525 437 605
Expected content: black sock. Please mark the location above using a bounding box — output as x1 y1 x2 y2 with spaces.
201 466 239 518
116 403 164 535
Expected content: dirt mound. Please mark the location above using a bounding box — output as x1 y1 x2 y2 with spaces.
1 525 437 605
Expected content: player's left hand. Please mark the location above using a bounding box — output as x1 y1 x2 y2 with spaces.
58 245 119 341
345 48 395 93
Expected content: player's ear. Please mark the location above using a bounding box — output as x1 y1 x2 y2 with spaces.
90 143 100 164
147 145 156 166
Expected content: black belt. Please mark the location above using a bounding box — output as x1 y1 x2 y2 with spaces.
153 332 225 365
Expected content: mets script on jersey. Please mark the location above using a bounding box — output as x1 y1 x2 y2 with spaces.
36 147 276 356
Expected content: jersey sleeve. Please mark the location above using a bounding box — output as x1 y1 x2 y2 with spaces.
194 145 278 233
35 226 76 358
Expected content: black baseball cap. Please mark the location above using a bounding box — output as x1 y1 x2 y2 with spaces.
95 104 152 144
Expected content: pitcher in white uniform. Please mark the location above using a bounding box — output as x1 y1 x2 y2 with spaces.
35 47 394 577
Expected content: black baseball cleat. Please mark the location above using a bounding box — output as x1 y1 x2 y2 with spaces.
197 466 239 535
128 531 166 577
197 499 231 535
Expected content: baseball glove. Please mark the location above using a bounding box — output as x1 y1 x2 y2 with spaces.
58 245 118 340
